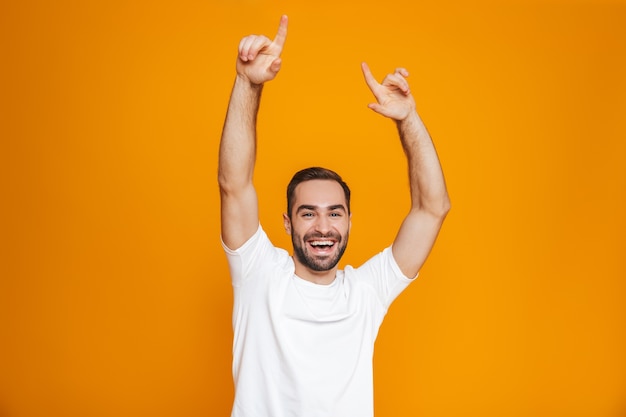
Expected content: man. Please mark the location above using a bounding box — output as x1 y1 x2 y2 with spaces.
218 15 450 417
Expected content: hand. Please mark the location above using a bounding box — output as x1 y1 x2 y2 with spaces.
236 15 288 85
361 62 416 121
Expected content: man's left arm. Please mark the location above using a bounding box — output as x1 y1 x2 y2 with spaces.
362 63 450 278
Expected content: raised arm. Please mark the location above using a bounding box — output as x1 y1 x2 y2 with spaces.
362 62 450 278
218 15 288 250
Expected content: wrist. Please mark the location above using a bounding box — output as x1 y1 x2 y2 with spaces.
396 111 428 142
235 73 264 90
396 111 421 128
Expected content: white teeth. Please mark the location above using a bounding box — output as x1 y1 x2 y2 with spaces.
310 241 334 247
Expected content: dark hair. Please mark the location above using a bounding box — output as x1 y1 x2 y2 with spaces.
286 167 351 218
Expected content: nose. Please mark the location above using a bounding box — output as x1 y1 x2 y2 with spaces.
314 215 331 235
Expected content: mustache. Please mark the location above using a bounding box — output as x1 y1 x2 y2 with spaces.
303 231 342 242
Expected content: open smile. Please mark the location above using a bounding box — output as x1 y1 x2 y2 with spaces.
307 239 337 253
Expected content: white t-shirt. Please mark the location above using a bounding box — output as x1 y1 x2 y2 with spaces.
223 225 415 417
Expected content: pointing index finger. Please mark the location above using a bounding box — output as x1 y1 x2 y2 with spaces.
273 15 288 49
361 62 380 92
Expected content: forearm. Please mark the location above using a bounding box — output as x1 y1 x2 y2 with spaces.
362 63 449 275
218 75 263 193
397 112 450 217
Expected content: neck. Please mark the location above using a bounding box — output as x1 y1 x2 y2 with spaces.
293 260 338 285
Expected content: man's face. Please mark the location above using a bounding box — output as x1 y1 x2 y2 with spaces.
284 180 351 272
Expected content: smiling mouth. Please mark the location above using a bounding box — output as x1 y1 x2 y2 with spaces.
308 240 336 251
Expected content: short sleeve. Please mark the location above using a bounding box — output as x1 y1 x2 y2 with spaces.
352 246 417 308
222 225 270 287
221 225 290 287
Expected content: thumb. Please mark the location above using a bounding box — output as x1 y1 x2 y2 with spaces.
368 103 383 113
270 57 282 74
368 103 395 119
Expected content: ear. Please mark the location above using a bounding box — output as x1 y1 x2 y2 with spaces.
283 213 292 234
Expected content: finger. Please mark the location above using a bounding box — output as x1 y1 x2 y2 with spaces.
367 102 392 118
361 62 380 93
247 36 270 61
238 36 256 62
383 73 411 94
269 57 282 74
395 67 410 78
393 68 411 93
368 102 382 112
273 15 288 50
239 36 266 61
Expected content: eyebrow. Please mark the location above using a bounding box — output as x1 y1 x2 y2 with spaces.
295 204 347 214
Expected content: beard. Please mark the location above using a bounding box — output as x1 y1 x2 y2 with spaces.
292 230 349 272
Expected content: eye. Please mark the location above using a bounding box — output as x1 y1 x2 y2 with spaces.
330 212 342 217
302 212 314 218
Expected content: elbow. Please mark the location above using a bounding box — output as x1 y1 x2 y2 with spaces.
218 170 254 199
217 171 230 195
217 170 229 193
217 161 254 195
440 194 451 218
433 201 451 222
423 194 451 220
217 168 244 195
218 177 240 198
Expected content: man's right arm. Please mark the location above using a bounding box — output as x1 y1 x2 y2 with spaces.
218 16 288 250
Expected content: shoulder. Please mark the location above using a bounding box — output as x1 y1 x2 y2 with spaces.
343 247 416 307
349 247 415 280
223 224 294 286
222 224 286 258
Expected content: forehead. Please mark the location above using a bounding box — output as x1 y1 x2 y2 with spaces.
293 180 347 207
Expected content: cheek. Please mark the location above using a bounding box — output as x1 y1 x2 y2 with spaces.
289 223 303 238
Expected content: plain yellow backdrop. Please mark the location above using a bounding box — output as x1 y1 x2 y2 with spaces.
1 1 625 416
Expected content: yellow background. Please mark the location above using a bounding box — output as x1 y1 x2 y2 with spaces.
1 0 625 416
